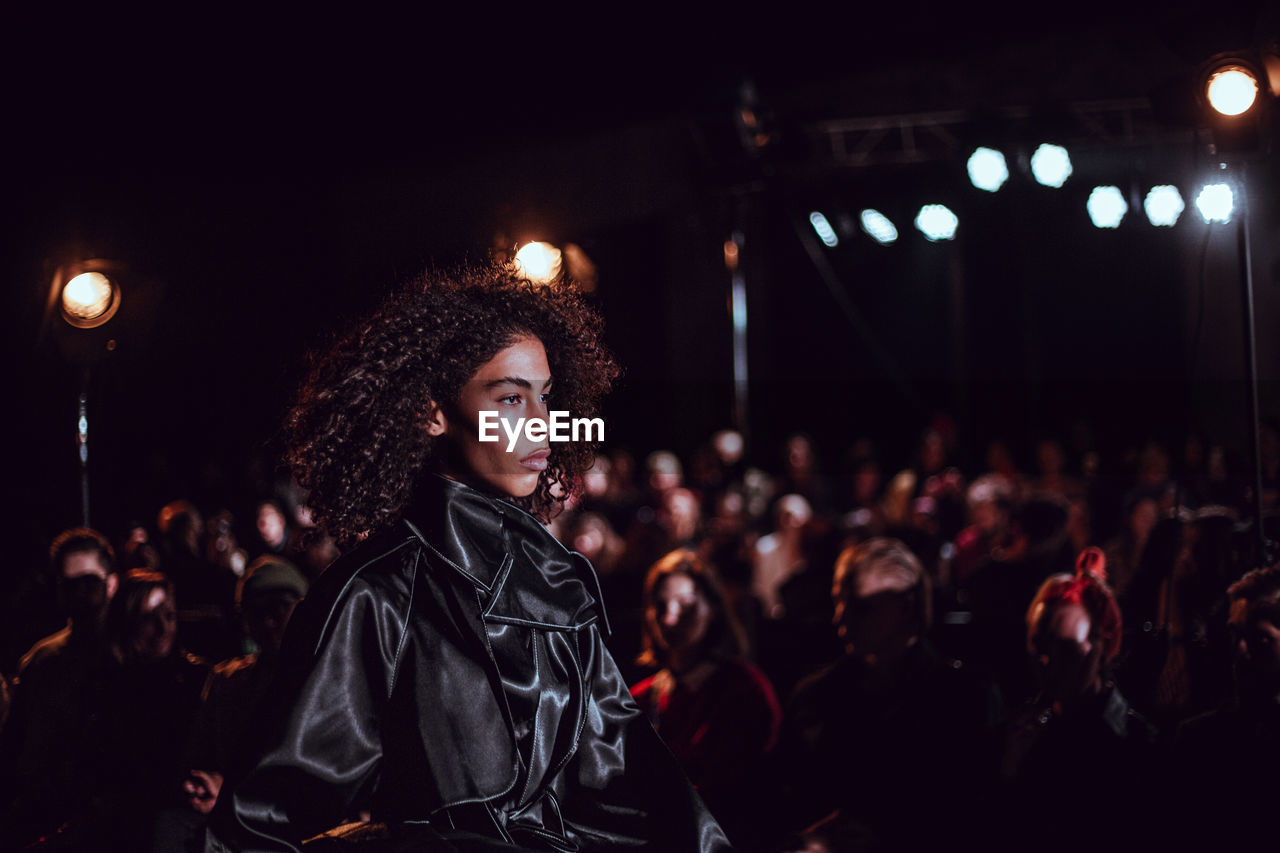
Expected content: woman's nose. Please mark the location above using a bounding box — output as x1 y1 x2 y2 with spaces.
661 604 681 626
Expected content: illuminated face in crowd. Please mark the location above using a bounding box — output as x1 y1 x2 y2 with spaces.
1029 601 1103 703
256 503 287 549
131 586 178 661
429 335 552 499
651 572 712 657
58 549 117 627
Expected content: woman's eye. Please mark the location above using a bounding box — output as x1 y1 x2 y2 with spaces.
539 392 550 404
500 394 521 405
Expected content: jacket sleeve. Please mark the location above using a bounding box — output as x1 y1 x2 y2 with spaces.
207 573 408 852
560 625 734 852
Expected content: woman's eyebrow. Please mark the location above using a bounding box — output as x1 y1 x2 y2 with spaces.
481 376 553 390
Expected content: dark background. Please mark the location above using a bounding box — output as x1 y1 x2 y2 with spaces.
3 4 1279 566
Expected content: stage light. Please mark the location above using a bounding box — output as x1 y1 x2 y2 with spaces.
61 271 120 329
1030 143 1072 188
809 211 839 247
1194 183 1234 223
1143 186 1185 227
514 242 563 284
1086 186 1127 229
914 205 958 242
859 209 898 245
1205 65 1260 117
966 147 1009 192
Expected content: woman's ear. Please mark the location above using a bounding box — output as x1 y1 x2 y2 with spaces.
422 403 448 437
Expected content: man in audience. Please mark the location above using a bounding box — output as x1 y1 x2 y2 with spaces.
774 538 1001 850
0 528 120 847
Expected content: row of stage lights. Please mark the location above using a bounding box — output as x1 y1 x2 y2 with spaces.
809 142 1238 247
809 62 1269 246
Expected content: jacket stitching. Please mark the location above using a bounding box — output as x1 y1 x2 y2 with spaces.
516 634 542 807
403 518 494 592
485 614 599 632
315 535 417 653
385 549 419 701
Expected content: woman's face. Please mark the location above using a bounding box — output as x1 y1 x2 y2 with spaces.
257 503 287 548
651 572 712 656
132 585 178 661
434 335 552 499
1030 601 1102 702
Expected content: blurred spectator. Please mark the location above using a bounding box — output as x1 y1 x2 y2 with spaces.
0 529 120 848
156 557 310 849
774 538 1000 850
1174 561 1280 844
158 500 240 662
246 498 291 560
885 428 965 539
1031 437 1082 503
775 434 831 516
1103 493 1159 598
999 548 1158 848
205 510 248 577
752 495 813 621
951 474 1015 588
963 494 1075 705
630 550 780 849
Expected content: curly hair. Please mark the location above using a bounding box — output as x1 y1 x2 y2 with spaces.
286 261 619 547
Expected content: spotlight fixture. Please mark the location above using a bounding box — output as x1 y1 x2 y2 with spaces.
1196 52 1276 154
1194 182 1234 224
966 147 1009 192
914 205 958 242
513 241 563 284
1086 186 1127 229
1204 62 1261 118
808 211 839 247
1030 144 1073 188
1143 186 1185 227
60 271 121 329
859 209 898 245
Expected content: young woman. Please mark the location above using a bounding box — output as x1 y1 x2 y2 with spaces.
630 550 780 849
207 263 731 851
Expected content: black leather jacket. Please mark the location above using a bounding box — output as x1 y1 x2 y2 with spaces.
208 474 730 852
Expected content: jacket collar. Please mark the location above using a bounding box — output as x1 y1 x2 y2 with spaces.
399 474 609 633
401 474 513 592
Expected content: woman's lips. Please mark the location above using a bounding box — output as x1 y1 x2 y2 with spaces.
520 448 551 471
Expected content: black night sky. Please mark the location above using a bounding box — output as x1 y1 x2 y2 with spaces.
3 5 1278 570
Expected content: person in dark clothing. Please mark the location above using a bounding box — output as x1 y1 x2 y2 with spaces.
207 262 730 852
155 557 312 851
998 548 1158 851
630 549 781 850
774 538 1001 852
158 500 242 663
1173 561 1280 845
962 494 1075 707
0 529 120 848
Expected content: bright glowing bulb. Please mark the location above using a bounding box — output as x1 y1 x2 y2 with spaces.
61 272 119 327
514 242 563 284
966 147 1009 192
1030 143 1073 188
1086 186 1127 229
1206 66 1259 117
859 209 898 245
1195 183 1234 224
809 211 839 247
1143 186 1185 227
914 204 958 241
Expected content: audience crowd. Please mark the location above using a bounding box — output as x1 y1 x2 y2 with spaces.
3 417 1280 851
